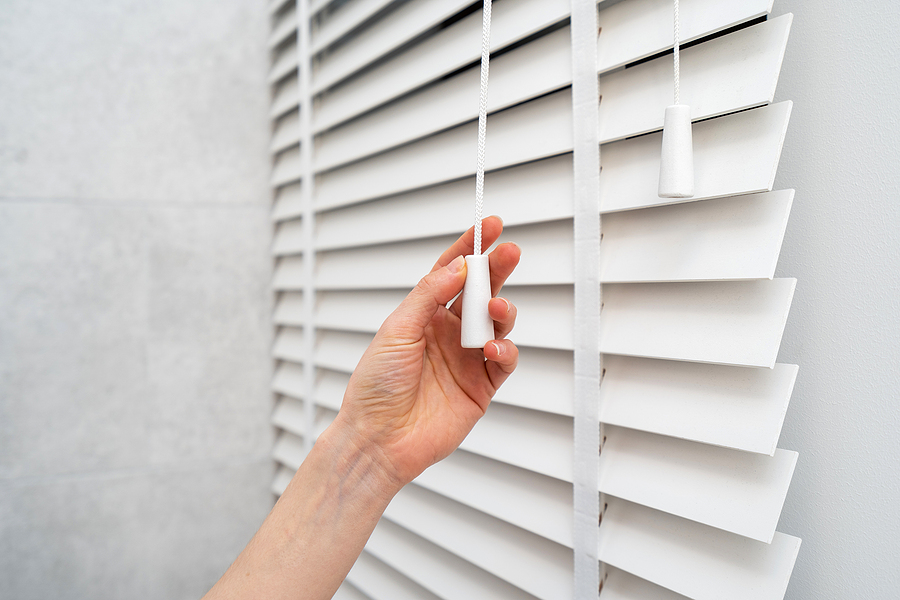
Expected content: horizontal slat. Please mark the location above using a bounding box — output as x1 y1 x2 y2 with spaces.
272 395 305 433
311 0 397 55
384 484 572 600
270 74 300 119
599 426 797 543
600 356 797 455
273 292 304 325
272 256 305 290
270 109 300 154
367 518 541 600
347 551 442 600
600 279 796 367
268 38 298 83
310 0 334 16
601 101 792 213
268 3 297 48
315 329 371 372
272 360 305 398
312 0 475 96
461 403 571 482
333 581 371 600
416 450 573 548
271 182 303 222
314 289 404 331
598 14 792 142
271 464 295 496
313 0 571 132
273 404 336 443
600 190 794 282
494 347 573 416
601 566 690 600
315 89 573 210
272 219 304 255
271 145 302 187
273 430 305 469
272 326 305 362
268 0 294 17
599 498 801 600
314 155 572 249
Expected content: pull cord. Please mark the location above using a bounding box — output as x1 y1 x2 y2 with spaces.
673 0 680 105
473 0 492 256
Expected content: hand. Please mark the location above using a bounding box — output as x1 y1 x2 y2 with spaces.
332 216 520 489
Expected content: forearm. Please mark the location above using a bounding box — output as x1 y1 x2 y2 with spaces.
203 416 401 600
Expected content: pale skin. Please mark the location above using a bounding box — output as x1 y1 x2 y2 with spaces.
203 216 520 600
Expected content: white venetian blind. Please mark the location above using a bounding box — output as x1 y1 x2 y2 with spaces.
265 1 802 599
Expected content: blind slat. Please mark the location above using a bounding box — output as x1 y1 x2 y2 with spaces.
311 0 397 55
347 551 442 600
601 566 690 600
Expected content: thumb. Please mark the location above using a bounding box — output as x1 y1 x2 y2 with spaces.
383 255 467 338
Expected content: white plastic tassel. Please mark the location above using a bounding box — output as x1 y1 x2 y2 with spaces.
658 0 694 199
461 255 494 348
461 0 493 349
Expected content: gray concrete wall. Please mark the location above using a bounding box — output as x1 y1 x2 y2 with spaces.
0 1 275 598
772 1 900 598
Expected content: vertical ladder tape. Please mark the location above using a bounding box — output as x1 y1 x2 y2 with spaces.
296 0 317 455
571 0 602 597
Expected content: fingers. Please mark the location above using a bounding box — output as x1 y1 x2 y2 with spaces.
483 338 519 390
432 216 504 272
381 255 467 340
450 241 520 318
489 297 517 340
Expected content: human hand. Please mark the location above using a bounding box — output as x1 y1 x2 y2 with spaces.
330 216 520 490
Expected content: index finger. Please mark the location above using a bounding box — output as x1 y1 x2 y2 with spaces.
431 216 504 272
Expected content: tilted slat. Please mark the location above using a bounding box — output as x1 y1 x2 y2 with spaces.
600 355 797 455
313 0 571 132
384 484 573 600
272 219 304 256
315 329 371 373
271 145 302 187
600 190 794 282
268 38 298 84
315 89 573 210
315 289 405 332
272 360 305 398
496 286 574 351
270 109 300 154
273 430 305 469
461 403 572 482
599 426 797 543
596 0 772 73
601 102 792 213
273 292 304 326
601 566 690 600
272 395 305 434
315 154 572 250
600 279 796 367
272 326 305 362
268 0 293 17
598 498 801 600
314 368 349 411
272 256 305 290
311 0 397 55
271 465 295 496
494 347 574 416
415 450 573 548
366 519 540 600
598 14 792 142
270 74 299 119
272 182 303 222
268 3 297 49
312 0 475 96
333 580 372 600
347 551 442 600
316 0 774 172
310 0 335 16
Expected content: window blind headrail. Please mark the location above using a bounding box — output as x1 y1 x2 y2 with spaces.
367 519 541 600
313 9 787 174
598 498 801 600
384 484 573 600
599 279 796 368
312 0 571 133
601 101 792 213
346 550 444 600
599 426 797 543
600 356 797 456
415 449 574 548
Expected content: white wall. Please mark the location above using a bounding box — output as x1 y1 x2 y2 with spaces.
0 1 275 598
771 1 900 598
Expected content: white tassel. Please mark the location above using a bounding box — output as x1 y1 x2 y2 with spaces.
461 254 494 348
658 104 694 198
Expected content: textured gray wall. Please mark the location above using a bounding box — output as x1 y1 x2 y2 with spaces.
0 1 275 598
772 1 900 598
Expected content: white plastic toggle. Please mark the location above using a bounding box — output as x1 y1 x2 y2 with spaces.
460 254 494 348
658 104 694 198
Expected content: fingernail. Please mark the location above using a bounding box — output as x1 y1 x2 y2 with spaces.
500 298 511 314
492 341 504 356
449 255 466 273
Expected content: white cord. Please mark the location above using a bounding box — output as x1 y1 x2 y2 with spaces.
473 0 492 256
673 0 680 105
